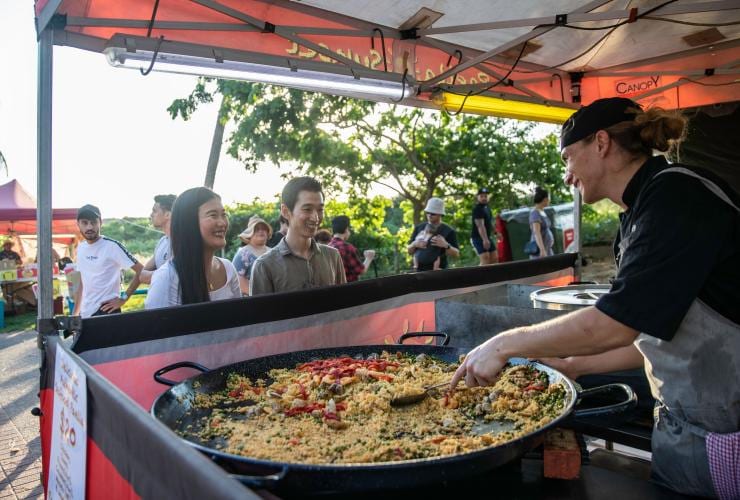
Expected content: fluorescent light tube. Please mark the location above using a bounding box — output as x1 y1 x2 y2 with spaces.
104 45 410 102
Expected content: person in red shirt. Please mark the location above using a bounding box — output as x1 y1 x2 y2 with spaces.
328 216 375 282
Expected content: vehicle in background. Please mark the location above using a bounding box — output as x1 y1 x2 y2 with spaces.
497 203 575 262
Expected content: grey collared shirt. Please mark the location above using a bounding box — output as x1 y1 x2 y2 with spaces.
249 237 346 295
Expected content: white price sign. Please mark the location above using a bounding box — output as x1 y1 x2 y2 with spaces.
48 343 87 500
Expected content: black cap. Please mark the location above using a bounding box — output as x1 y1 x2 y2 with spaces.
77 204 101 221
560 97 642 149
331 215 350 234
477 187 489 195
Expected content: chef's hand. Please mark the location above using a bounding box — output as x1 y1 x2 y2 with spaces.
430 235 449 249
450 337 508 390
100 297 126 312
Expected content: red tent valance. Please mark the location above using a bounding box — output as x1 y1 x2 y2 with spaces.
0 179 79 235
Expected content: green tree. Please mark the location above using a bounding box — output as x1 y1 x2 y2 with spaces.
102 218 162 257
168 80 567 225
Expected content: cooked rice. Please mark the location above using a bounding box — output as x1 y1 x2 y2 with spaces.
188 352 566 464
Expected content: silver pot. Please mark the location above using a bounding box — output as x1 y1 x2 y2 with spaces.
530 284 611 311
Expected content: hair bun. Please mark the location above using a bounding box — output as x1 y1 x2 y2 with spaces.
636 108 687 152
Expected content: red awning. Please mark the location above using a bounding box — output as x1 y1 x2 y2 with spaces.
0 179 79 235
34 0 740 113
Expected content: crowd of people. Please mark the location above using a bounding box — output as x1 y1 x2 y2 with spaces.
32 96 740 497
69 174 543 316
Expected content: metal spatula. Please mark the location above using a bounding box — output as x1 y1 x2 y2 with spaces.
390 380 452 407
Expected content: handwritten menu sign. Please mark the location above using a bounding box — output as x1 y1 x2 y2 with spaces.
48 344 87 500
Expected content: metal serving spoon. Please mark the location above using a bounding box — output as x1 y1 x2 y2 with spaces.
390 380 452 407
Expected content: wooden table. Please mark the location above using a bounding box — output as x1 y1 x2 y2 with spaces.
1 275 64 315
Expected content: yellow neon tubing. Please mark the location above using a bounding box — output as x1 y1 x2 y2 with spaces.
433 92 577 124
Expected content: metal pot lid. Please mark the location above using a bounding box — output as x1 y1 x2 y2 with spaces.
530 284 611 306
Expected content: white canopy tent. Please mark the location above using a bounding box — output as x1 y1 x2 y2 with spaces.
33 0 740 320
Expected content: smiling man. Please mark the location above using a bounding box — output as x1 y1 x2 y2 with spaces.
73 204 143 317
249 177 346 295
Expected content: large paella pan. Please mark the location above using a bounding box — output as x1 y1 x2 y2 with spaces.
151 335 635 493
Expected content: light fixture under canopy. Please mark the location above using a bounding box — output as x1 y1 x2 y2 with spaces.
433 91 577 124
103 35 414 103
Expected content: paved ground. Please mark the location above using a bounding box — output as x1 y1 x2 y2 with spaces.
0 330 43 499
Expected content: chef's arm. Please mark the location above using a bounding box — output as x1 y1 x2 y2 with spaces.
452 306 640 388
539 344 644 381
496 306 639 359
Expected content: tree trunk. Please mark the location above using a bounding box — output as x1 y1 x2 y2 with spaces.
412 202 424 225
204 96 228 189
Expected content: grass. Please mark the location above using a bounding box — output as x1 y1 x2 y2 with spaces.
122 293 146 312
0 310 37 334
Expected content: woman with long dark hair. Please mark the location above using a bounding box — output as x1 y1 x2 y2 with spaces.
145 187 240 308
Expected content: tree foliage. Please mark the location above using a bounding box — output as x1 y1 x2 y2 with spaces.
101 218 162 258
168 80 568 225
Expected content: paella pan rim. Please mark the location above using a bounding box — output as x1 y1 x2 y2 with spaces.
150 345 579 472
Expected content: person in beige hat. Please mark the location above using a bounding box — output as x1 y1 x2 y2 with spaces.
0 239 22 266
406 197 459 271
232 217 272 294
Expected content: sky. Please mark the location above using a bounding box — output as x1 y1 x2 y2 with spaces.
0 1 288 218
0 2 558 220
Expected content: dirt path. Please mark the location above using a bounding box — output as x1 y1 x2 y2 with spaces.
0 330 43 499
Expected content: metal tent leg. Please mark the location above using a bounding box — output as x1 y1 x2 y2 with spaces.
573 187 583 282
36 27 54 327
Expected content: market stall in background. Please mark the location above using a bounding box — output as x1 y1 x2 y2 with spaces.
0 179 76 321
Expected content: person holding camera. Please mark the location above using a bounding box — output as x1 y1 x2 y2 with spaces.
407 197 459 271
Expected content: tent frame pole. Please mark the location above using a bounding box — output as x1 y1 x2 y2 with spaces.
37 27 55 325
573 187 583 282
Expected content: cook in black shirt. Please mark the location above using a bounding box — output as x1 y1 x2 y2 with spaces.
451 97 739 498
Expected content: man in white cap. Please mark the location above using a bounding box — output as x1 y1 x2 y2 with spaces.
406 197 459 271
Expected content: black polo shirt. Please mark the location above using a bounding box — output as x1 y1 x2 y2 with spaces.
596 156 740 340
471 203 493 240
